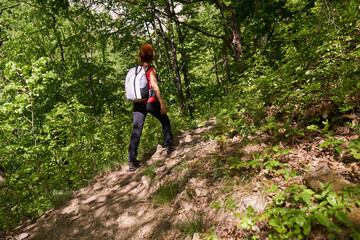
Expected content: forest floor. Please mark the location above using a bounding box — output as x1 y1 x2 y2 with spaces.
6 113 360 240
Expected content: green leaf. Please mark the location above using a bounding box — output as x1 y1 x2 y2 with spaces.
327 192 337 206
307 125 319 131
268 218 280 228
332 203 345 209
334 211 352 227
314 212 342 233
303 222 311 235
275 193 286 205
320 201 329 206
37 209 44 216
266 184 279 193
210 201 222 211
295 215 306 227
314 194 323 200
294 227 301 234
309 206 319 213
334 147 343 153
258 212 271 221
300 189 314 204
314 212 332 227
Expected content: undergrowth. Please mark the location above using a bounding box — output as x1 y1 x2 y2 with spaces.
152 182 179 205
203 84 360 239
177 213 204 239
239 184 360 239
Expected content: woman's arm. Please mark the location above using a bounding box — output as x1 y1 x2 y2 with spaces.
149 68 167 114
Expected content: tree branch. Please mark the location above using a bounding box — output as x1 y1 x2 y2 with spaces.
153 7 224 40
115 0 224 40
175 0 204 2
0 3 20 15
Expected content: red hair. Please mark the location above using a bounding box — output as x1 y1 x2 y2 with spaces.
139 44 154 63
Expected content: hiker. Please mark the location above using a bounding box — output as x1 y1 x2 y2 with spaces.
127 44 174 172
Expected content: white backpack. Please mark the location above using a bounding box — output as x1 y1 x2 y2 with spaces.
125 65 155 102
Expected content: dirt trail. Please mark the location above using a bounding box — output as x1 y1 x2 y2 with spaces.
8 118 232 240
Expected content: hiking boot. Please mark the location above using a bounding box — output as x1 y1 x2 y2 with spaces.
166 146 175 155
129 160 142 172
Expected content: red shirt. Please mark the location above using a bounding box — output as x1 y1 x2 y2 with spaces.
140 66 157 103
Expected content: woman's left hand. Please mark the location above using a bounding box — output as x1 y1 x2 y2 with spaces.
160 103 167 115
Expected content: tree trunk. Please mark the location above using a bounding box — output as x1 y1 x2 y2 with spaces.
223 43 231 88
169 37 185 113
155 12 185 113
210 46 221 86
230 11 244 72
151 22 164 81
209 24 221 87
216 1 244 73
155 15 177 90
169 0 193 117
51 15 65 62
27 87 38 149
145 22 161 74
85 28 96 117
154 15 174 78
0 166 5 185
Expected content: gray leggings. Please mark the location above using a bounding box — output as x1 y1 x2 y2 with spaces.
128 101 173 162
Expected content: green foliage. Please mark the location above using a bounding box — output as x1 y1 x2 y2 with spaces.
152 182 179 205
0 0 128 231
318 136 346 154
261 117 305 138
348 137 360 160
339 101 355 113
238 184 360 239
177 214 204 239
201 226 219 240
50 190 73 209
1 0 360 235
262 185 316 239
204 104 250 141
229 145 297 180
210 154 230 180
211 197 238 214
143 164 157 180
0 0 199 232
307 120 349 154
238 205 259 235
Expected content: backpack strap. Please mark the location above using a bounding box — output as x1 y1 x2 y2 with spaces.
143 65 154 72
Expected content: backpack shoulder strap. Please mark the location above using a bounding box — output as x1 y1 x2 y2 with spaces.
143 65 154 72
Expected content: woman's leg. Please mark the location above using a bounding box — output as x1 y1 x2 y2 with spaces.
147 102 173 147
128 104 147 162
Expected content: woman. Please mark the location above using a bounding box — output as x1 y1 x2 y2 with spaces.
128 44 174 172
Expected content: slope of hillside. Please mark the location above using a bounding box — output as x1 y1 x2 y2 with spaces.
6 115 360 240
